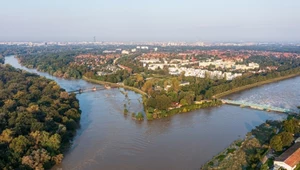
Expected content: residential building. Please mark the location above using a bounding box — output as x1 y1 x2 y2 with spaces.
121 50 130 55
274 143 300 170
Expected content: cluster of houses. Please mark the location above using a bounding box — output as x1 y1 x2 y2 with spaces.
139 58 258 80
96 65 120 76
73 54 122 76
169 67 242 80
198 59 259 70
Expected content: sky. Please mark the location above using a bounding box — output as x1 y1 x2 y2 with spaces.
0 0 300 42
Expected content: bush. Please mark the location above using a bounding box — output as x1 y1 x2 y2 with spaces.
123 108 128 115
146 113 153 121
216 154 226 162
135 112 144 120
227 148 236 154
131 112 135 117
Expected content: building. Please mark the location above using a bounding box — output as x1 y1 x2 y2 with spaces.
141 46 149 50
121 50 130 55
274 142 300 170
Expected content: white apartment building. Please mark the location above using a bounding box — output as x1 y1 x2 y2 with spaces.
121 50 130 55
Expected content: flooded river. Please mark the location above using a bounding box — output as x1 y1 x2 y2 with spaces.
5 56 299 170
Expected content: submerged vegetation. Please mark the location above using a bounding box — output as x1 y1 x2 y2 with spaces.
0 65 81 169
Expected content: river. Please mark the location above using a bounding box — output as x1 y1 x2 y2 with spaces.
5 56 299 170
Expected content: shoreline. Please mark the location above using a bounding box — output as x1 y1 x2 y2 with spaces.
214 73 300 99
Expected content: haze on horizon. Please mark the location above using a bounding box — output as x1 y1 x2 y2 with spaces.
0 0 300 43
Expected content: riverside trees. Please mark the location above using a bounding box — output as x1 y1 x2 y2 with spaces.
270 118 300 151
0 65 81 169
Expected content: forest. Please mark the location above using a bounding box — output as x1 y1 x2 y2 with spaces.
18 52 89 79
0 65 81 169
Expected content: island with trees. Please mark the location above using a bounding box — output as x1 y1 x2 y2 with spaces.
0 64 81 169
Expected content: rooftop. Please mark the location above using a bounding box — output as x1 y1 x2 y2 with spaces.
275 142 300 168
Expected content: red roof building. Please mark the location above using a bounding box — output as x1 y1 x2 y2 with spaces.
274 142 300 170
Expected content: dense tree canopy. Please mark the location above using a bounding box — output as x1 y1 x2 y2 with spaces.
18 52 88 79
270 118 300 152
0 65 81 169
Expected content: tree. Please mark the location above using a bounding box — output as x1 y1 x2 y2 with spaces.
135 74 144 88
4 99 17 111
146 98 157 108
168 92 178 102
270 132 294 152
155 95 171 110
283 119 299 134
27 104 40 114
52 154 63 165
22 149 51 170
141 80 153 94
47 134 61 151
135 112 144 120
0 129 13 143
270 135 282 151
64 109 80 122
280 132 294 147
60 92 69 100
180 98 188 106
84 71 94 78
171 78 180 93
9 135 31 154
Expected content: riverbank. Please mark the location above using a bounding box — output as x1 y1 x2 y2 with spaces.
201 114 300 170
214 73 300 99
201 120 282 170
82 76 147 96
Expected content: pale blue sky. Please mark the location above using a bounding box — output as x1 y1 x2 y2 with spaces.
0 0 299 42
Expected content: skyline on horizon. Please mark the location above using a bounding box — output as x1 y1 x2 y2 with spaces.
1 0 300 42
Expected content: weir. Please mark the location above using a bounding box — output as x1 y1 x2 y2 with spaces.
221 99 295 114
68 85 111 94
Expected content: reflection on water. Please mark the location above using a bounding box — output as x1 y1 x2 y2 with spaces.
5 56 296 170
